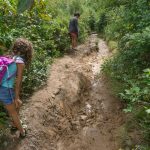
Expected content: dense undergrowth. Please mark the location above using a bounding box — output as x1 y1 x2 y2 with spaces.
0 0 91 129
93 0 150 149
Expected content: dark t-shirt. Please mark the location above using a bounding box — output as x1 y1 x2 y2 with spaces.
69 17 78 34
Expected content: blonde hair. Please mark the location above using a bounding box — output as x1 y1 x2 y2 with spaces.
12 38 33 67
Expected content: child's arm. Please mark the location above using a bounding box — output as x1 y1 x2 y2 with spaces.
14 63 25 108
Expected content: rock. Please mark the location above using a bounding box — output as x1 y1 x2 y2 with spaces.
126 138 132 147
80 115 87 120
51 94 55 98
54 88 61 95
65 64 69 69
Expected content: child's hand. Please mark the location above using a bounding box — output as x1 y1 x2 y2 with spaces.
14 99 22 109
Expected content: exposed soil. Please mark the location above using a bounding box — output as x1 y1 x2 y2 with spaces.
2 34 126 150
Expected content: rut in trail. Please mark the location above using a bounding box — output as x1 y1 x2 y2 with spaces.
5 34 125 150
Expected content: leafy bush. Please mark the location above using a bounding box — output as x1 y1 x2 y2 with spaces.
0 105 8 127
96 13 107 33
99 0 150 147
120 69 150 111
0 0 91 129
108 41 118 51
22 50 51 98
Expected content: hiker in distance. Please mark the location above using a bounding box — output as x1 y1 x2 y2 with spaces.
0 38 33 138
69 12 80 50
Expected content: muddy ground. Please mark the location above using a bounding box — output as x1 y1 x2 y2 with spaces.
2 34 127 150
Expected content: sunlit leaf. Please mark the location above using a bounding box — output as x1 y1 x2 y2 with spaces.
146 109 150 114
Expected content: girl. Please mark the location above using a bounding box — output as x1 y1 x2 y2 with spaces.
0 38 33 138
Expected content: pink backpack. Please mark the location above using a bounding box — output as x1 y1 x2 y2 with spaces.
0 56 15 84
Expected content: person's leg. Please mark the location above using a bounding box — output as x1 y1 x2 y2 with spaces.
70 33 76 49
10 101 22 127
5 103 24 134
73 35 78 49
72 36 75 49
71 36 75 49
74 34 77 48
10 111 21 130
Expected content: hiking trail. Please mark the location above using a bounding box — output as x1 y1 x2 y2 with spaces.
4 34 125 150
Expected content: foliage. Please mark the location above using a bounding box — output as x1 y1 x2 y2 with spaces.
0 0 95 130
120 69 150 112
0 105 8 126
22 50 51 98
98 0 150 147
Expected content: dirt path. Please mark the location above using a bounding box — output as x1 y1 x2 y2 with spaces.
4 34 125 150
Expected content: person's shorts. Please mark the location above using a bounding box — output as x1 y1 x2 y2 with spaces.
0 86 15 105
70 32 78 38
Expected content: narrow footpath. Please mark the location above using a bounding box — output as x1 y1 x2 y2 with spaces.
5 34 125 150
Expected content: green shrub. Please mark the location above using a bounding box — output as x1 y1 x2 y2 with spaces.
120 69 150 109
0 104 8 127
22 50 52 98
97 12 107 33
108 41 118 51
100 0 150 146
0 0 90 129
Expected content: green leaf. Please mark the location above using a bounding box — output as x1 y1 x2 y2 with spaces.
132 86 140 93
146 109 150 114
17 0 34 13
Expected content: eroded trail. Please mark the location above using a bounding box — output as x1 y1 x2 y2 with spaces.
6 34 124 150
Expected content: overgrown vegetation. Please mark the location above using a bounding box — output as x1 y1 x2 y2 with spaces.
0 0 91 128
94 0 150 148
